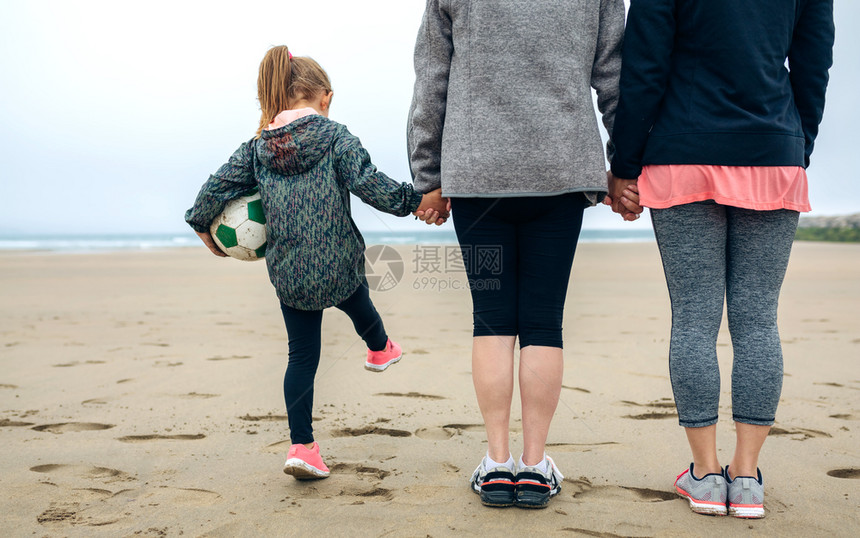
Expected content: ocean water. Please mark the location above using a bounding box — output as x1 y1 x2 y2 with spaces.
0 229 655 253
0 234 199 253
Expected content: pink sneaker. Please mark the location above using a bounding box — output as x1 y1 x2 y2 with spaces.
365 338 402 372
283 442 330 479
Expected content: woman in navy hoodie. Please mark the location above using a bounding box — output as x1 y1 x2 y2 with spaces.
607 0 834 518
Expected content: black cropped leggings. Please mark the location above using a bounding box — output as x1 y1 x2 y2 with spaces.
450 193 587 349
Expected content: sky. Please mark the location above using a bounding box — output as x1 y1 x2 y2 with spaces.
0 0 857 236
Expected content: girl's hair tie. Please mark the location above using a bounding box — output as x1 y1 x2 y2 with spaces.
288 51 293 60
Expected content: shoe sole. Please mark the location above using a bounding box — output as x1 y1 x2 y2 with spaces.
364 354 401 372
480 493 515 507
283 458 329 480
729 504 765 518
515 490 553 509
471 479 515 508
515 498 550 508
676 487 728 516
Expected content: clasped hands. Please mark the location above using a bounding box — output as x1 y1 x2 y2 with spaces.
604 171 644 222
413 188 450 226
414 177 643 225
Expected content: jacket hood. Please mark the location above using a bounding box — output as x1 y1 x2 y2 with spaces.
257 115 337 175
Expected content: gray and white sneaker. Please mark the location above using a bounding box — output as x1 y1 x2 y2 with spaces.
726 466 765 519
514 455 563 509
674 464 727 516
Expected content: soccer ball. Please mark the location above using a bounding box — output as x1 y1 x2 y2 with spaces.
209 188 267 261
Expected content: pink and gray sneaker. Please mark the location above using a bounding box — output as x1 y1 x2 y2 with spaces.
365 338 402 372
674 464 728 516
283 442 330 480
726 466 765 519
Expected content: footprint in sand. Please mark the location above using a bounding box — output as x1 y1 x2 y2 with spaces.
238 414 288 422
329 463 391 480
30 464 133 482
32 423 115 434
37 486 221 529
35 487 116 528
116 434 205 442
442 423 484 433
562 385 591 393
769 427 831 440
414 423 484 440
826 468 860 479
620 400 678 420
829 414 855 420
559 527 628 537
37 504 80 526
1 418 35 427
621 400 675 409
330 426 412 438
624 412 678 420
284 462 394 503
303 484 394 503
0 384 18 389
72 487 114 499
414 427 454 440
111 485 221 506
566 476 676 503
373 392 445 400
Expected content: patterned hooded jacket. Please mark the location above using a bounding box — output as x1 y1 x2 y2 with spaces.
186 115 422 310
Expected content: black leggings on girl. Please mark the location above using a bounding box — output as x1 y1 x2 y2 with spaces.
280 281 388 444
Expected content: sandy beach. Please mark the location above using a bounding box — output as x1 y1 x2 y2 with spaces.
1 241 858 537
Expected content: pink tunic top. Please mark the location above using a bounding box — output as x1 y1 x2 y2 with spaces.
639 165 811 212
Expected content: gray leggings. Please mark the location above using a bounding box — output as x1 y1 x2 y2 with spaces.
651 201 799 428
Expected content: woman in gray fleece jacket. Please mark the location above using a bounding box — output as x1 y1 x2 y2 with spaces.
408 0 628 508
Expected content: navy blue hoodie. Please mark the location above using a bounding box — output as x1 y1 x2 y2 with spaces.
611 0 834 179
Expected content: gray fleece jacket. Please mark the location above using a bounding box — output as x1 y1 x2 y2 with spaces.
407 0 624 201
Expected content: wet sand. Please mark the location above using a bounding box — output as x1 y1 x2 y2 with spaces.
1 241 858 536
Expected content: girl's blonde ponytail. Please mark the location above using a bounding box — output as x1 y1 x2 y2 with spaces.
256 46 332 136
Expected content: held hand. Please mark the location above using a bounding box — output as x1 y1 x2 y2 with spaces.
604 171 644 222
413 188 451 226
196 231 228 257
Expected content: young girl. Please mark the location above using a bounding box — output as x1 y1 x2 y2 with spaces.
185 45 448 480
